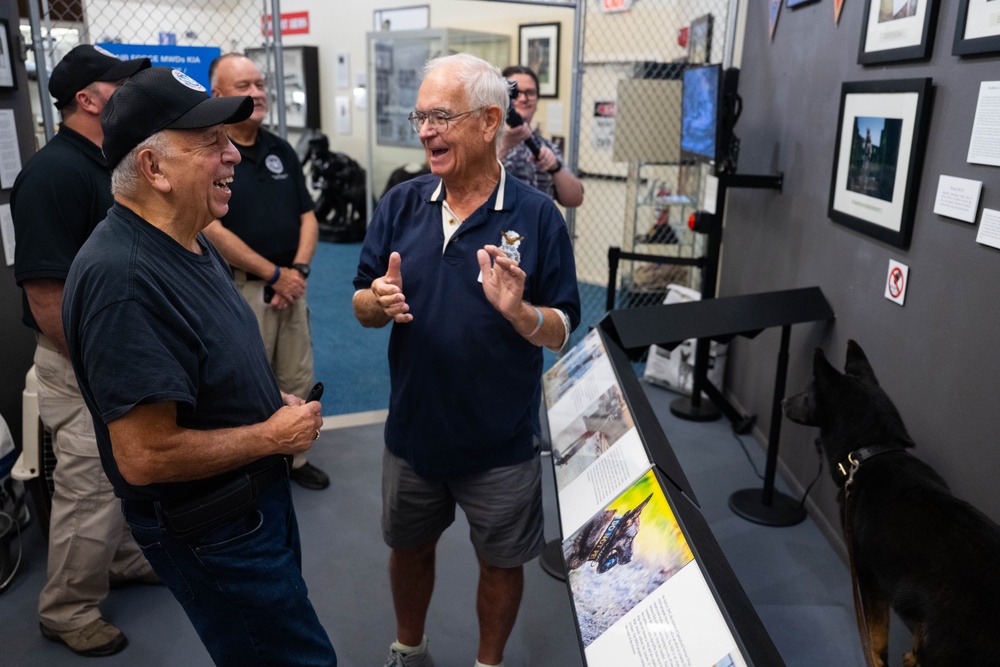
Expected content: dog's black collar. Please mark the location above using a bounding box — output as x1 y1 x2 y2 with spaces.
837 444 907 482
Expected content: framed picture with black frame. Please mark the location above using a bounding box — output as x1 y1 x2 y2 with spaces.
245 46 320 130
688 14 712 65
519 23 560 99
0 19 16 90
953 0 1000 56
858 0 939 65
828 78 933 250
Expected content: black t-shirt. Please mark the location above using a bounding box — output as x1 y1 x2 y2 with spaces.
12 125 113 332
63 203 284 503
221 129 314 267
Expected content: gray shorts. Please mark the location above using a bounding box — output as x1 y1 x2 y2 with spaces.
381 448 545 568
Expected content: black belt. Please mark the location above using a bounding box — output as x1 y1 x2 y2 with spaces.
125 458 288 541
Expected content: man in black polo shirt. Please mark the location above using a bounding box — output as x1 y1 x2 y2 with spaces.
203 53 329 491
11 44 153 657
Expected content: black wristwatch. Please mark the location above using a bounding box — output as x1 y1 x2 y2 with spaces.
291 263 311 279
547 160 563 175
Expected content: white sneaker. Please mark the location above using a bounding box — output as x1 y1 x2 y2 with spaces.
384 638 434 667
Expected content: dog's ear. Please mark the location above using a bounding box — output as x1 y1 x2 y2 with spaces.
844 339 879 385
813 347 837 378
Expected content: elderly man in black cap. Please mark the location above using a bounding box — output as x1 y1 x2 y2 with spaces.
11 44 154 658
62 67 338 666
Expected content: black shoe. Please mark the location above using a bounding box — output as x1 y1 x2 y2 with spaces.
289 462 330 490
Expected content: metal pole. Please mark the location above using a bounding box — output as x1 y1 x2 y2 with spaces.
562 0 582 241
269 0 287 139
27 0 55 141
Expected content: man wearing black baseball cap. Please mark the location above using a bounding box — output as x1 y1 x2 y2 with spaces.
62 66 338 666
48 44 150 110
11 44 151 658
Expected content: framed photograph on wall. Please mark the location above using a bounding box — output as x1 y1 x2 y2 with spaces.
245 46 320 130
519 23 560 99
953 0 1000 56
858 0 939 65
0 19 16 90
828 78 933 249
373 5 430 32
688 14 712 65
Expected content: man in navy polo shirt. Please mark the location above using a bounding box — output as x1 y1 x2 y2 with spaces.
203 53 329 491
353 53 580 667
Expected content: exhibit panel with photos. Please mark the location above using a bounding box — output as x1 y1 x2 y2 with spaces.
542 328 784 667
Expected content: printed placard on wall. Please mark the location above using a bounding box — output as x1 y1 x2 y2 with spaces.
828 78 933 249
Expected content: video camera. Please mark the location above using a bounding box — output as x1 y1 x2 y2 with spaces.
506 79 540 159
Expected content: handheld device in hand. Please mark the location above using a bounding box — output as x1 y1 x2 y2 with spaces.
506 80 541 159
306 382 324 403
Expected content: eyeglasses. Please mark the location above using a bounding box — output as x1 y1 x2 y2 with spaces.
407 107 484 133
513 89 538 100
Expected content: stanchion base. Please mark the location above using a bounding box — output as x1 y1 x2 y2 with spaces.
670 396 721 422
538 538 566 581
729 488 807 527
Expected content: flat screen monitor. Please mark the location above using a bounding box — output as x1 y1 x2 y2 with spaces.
680 64 721 165
681 65 740 172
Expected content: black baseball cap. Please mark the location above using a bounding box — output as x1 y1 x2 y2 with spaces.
48 45 150 109
101 66 253 170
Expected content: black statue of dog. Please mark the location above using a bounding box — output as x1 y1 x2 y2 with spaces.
782 340 1000 667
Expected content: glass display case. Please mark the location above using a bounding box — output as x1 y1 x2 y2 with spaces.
366 28 511 203
614 161 707 309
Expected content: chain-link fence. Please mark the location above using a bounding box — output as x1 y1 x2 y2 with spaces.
18 0 736 345
567 0 734 343
18 0 283 147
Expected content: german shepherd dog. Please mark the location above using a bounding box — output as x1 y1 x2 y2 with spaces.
782 340 1000 667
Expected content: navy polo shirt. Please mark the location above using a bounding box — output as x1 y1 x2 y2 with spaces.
355 169 581 479
220 129 314 267
12 125 113 332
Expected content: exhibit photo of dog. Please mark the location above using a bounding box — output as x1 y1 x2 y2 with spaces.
782 340 1000 667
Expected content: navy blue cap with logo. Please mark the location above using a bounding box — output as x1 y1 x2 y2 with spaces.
101 66 253 170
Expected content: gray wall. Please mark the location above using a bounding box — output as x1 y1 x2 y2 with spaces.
722 2 1000 542
1 5 40 448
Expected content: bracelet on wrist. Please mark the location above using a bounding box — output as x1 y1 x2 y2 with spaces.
527 306 543 337
266 265 281 285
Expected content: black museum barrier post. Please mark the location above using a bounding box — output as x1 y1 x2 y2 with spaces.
671 172 784 423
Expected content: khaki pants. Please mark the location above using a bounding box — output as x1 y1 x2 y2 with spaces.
234 273 315 469
34 340 153 631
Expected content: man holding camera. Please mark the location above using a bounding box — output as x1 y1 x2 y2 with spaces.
498 65 584 208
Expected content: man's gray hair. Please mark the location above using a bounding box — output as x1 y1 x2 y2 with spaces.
421 53 509 145
110 131 168 199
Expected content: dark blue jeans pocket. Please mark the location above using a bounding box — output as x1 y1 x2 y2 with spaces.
128 523 195 605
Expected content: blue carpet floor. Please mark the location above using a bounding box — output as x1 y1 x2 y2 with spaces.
309 241 391 415
309 241 609 416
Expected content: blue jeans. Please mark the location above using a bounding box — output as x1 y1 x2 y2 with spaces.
123 477 337 666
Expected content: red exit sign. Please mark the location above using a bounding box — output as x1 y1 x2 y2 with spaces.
261 11 310 36
601 0 632 12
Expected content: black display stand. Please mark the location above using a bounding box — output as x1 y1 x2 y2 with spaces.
541 327 786 666
672 172 783 424
601 287 834 526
